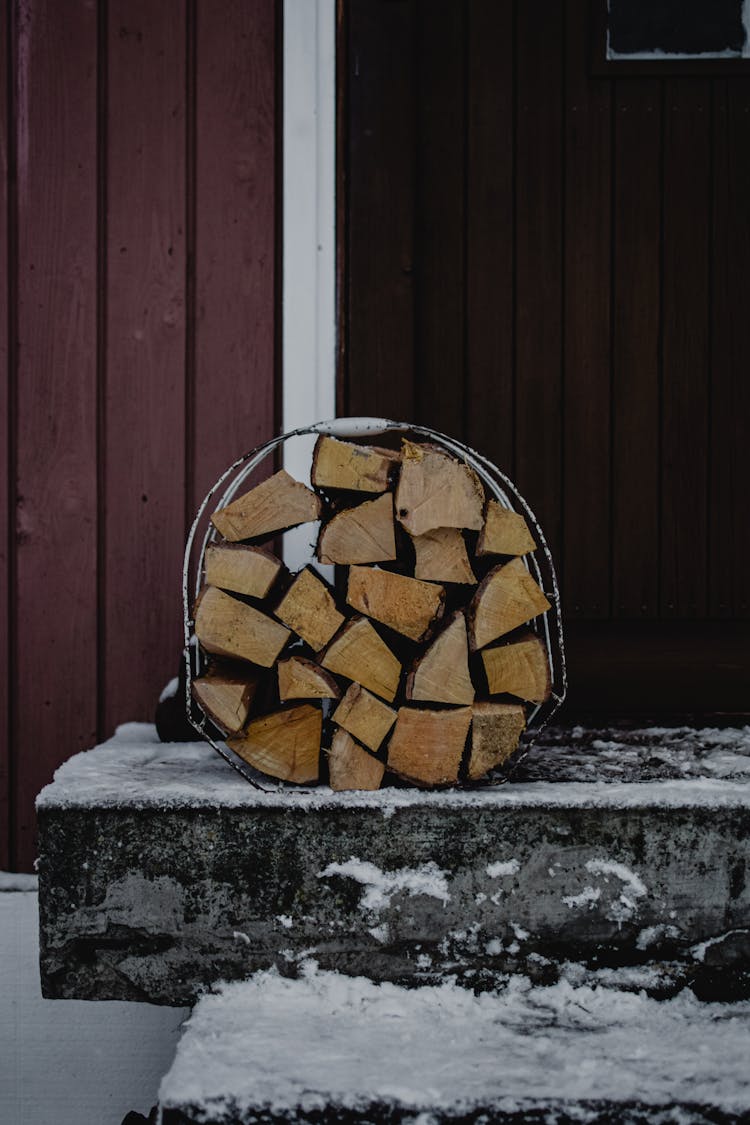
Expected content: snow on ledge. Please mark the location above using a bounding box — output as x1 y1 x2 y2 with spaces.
158 963 750 1117
36 721 750 813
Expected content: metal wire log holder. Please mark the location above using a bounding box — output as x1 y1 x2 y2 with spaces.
183 417 567 791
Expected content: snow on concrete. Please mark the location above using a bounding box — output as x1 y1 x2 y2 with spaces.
486 859 520 878
318 858 450 911
0 888 187 1125
158 962 750 1119
36 722 750 813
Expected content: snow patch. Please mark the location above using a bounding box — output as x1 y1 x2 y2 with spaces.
637 924 681 951
158 676 179 703
563 886 601 910
691 929 750 963
0 871 38 892
159 964 750 1116
585 859 648 924
486 859 520 878
318 858 450 911
36 722 750 812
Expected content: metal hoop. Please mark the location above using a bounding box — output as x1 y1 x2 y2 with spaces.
183 418 566 790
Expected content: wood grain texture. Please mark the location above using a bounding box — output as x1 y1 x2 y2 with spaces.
710 79 750 619
413 0 465 436
13 0 99 869
514 0 564 567
104 0 186 733
660 80 710 618
465 0 514 469
562 0 611 619
611 81 661 618
345 0 416 419
193 0 277 506
0 0 9 869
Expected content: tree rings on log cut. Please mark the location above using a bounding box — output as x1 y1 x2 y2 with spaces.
192 437 555 788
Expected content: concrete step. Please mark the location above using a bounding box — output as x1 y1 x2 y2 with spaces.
36 722 750 1006
156 964 750 1123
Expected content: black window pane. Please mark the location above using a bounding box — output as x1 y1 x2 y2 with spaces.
609 0 746 56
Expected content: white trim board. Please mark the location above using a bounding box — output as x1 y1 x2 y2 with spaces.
282 0 336 570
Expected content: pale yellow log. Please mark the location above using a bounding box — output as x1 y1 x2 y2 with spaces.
317 492 397 565
395 441 484 536
477 500 537 557
278 655 341 702
191 673 258 733
468 558 551 650
320 616 401 702
347 565 445 642
467 702 526 780
332 682 397 751
387 706 472 787
327 729 385 791
311 435 399 493
194 586 290 667
406 611 474 705
204 543 282 599
227 704 321 784
211 470 321 541
482 634 551 703
275 568 345 651
411 527 476 584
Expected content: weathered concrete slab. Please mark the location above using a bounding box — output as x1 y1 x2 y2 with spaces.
37 723 750 1005
157 966 750 1123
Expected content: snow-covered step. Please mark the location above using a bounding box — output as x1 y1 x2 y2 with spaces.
36 722 750 1006
157 964 750 1123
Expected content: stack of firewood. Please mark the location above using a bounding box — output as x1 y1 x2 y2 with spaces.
191 435 552 790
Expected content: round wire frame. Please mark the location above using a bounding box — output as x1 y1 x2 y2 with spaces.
183 417 567 791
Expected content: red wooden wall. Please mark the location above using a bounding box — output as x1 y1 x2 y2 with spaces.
340 0 750 715
1 0 280 871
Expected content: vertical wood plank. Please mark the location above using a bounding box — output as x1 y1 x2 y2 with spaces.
465 0 514 467
611 81 661 618
413 0 465 436
710 78 750 619
193 0 277 507
104 0 186 733
14 0 98 869
0 0 9 869
515 0 564 565
563 0 611 619
345 0 416 421
660 79 710 618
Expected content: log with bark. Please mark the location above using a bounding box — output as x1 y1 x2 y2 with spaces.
190 436 555 790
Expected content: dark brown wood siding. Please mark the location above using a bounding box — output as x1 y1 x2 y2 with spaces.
340 0 750 715
1 0 279 871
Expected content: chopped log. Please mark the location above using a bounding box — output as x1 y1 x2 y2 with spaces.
317 492 397 565
191 669 258 734
227 704 321 784
406 611 474 706
347 565 445 642
387 706 472 787
477 500 536 557
211 470 321 542
204 543 282 599
311 434 399 493
278 655 341 702
467 702 526 780
482 633 551 703
320 616 401 702
327 729 385 792
411 527 476 585
332 682 397 752
194 586 290 667
275 568 345 651
468 558 551 651
394 440 484 536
